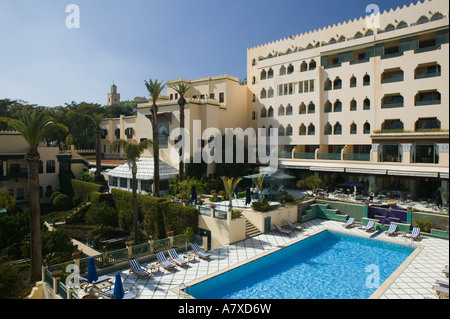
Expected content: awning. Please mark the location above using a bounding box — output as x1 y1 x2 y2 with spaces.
387 170 439 178
105 157 178 180
440 173 449 179
310 167 345 172
345 168 387 175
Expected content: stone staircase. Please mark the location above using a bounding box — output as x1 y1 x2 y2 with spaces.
245 219 261 238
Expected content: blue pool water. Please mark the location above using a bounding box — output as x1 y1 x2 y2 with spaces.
186 230 415 299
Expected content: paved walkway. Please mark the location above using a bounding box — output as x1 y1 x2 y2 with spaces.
74 219 448 300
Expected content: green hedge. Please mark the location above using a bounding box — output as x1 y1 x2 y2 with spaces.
111 188 198 240
71 180 102 205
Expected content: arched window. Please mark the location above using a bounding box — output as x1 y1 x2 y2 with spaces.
333 77 342 89
268 87 274 98
333 100 342 112
308 102 315 114
350 123 357 134
350 75 357 87
252 76 256 84
415 117 441 131
431 12 444 21
299 124 306 136
384 24 395 32
350 99 357 111
299 103 306 114
324 101 332 113
268 107 274 117
278 125 285 136
324 78 332 91
300 61 308 72
363 98 371 110
364 29 374 37
279 65 286 76
252 59 256 66
397 21 408 29
287 64 294 74
260 70 266 80
334 122 342 135
363 74 370 86
286 104 293 115
252 111 256 120
260 88 267 99
354 32 363 39
46 160 55 173
416 16 429 25
286 125 293 136
382 119 404 131
363 122 371 134
268 68 274 78
308 124 315 135
278 105 285 116
260 107 267 118
324 123 332 135
309 60 316 70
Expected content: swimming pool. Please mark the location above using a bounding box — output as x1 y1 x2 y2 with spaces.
184 230 416 299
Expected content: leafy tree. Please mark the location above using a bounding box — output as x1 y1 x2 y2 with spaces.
144 79 166 196
251 172 267 202
110 139 153 244
169 83 190 181
0 110 67 283
297 175 324 194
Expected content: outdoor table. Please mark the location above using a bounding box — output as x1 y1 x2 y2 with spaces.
94 280 113 291
146 263 160 274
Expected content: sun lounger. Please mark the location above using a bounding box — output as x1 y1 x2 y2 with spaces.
168 249 188 267
405 227 420 240
285 220 303 231
436 280 449 288
156 252 176 271
343 217 355 228
362 220 375 231
274 224 292 236
94 288 137 299
129 258 151 278
443 266 449 278
190 243 212 260
384 223 397 236
432 284 449 299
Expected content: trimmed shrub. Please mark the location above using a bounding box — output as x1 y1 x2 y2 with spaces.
252 199 270 212
85 202 118 227
53 194 71 210
50 191 61 201
160 201 198 236
71 180 102 205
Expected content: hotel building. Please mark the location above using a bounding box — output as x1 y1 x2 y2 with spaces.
247 0 449 201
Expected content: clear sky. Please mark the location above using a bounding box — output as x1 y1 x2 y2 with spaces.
0 0 420 107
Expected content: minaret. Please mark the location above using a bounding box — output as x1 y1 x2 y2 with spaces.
107 83 120 106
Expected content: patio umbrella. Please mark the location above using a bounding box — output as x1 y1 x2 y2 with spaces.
87 257 98 283
113 273 125 299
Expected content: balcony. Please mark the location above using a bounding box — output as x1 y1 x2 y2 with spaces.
415 99 441 106
414 44 441 54
415 70 441 79
343 153 371 161
5 168 28 179
381 103 404 109
317 153 341 160
294 152 315 160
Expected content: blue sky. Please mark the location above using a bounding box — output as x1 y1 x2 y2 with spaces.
0 0 418 107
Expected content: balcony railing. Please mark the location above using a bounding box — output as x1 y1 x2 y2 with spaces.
279 152 292 159
381 75 404 83
414 44 441 54
381 103 404 109
343 153 371 161
415 99 441 106
381 51 404 59
317 153 341 160
415 71 441 79
350 58 369 65
294 152 315 159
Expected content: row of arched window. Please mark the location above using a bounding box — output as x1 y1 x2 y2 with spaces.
251 12 445 64
260 122 371 136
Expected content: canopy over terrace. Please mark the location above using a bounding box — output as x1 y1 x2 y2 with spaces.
104 157 179 194
243 167 295 200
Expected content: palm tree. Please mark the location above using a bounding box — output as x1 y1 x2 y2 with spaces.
110 139 153 244
169 83 190 181
144 79 166 196
0 109 67 282
86 112 106 177
221 176 242 212
251 172 267 202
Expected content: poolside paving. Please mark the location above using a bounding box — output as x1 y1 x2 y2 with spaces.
102 219 449 299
